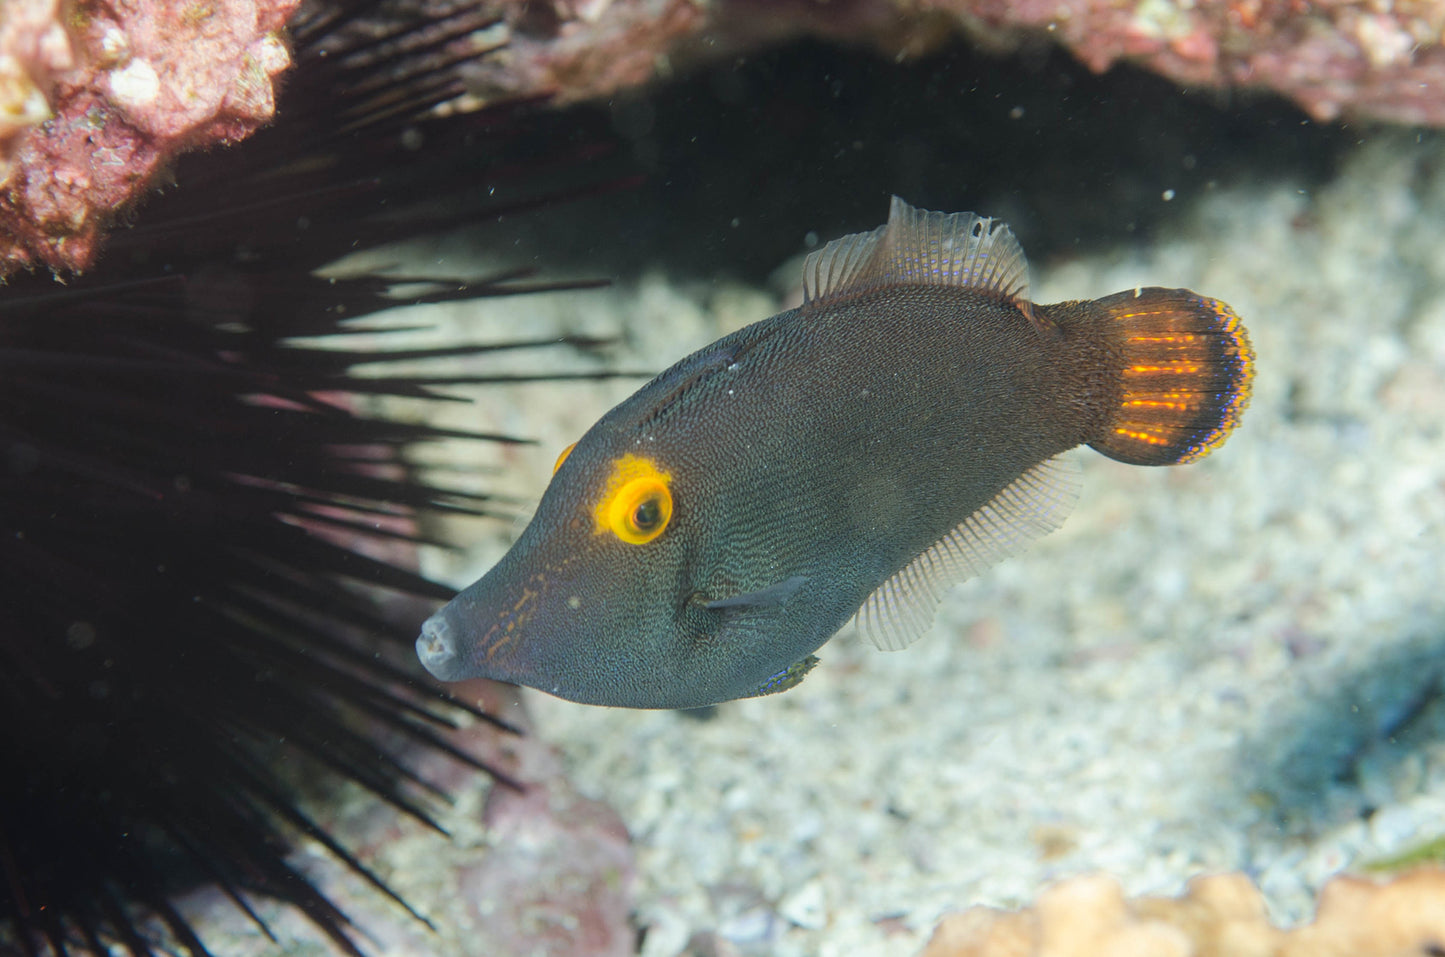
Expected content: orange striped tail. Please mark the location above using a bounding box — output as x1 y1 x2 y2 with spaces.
1087 287 1254 467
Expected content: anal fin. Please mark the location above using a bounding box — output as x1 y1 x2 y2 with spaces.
855 455 1081 652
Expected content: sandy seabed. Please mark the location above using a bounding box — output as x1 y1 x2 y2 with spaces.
377 130 1445 957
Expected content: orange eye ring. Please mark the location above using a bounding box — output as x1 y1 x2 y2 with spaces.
592 454 673 544
605 476 672 544
552 442 577 474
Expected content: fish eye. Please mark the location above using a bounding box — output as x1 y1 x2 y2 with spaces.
632 498 660 529
606 476 672 545
552 442 577 474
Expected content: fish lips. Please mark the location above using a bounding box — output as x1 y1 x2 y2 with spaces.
415 608 481 683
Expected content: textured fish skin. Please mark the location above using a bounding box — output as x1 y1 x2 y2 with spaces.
418 199 1253 709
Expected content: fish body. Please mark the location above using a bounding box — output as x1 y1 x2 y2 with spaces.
418 198 1253 709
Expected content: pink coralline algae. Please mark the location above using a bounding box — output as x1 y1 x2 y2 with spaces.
463 0 711 106
949 0 1445 125
262 679 638 957
1 0 299 279
473 0 1445 123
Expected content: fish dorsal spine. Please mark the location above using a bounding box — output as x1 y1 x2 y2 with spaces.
802 195 1032 307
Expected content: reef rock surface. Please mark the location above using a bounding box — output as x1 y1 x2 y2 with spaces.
479 0 1445 125
6 0 1443 278
0 0 297 278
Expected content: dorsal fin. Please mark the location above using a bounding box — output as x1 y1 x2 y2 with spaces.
803 196 1031 307
802 223 889 305
854 455 1080 652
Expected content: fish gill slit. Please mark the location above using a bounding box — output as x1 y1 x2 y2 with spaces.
634 336 772 431
634 350 736 431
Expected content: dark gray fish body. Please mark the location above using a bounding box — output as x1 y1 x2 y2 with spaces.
418 198 1253 709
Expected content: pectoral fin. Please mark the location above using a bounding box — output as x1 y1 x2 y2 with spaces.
701 576 814 698
703 575 808 612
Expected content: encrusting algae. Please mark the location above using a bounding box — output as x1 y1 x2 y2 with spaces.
919 869 1445 957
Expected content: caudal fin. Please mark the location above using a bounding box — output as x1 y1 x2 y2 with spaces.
1087 287 1254 467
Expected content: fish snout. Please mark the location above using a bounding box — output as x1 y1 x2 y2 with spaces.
414 571 544 685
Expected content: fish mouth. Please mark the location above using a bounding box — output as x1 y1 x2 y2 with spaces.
416 612 469 682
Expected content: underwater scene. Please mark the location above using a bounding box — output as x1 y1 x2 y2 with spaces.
4 1 1445 955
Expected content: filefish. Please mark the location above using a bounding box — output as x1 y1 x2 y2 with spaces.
417 197 1254 709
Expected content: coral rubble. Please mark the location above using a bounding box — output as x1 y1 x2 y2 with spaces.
919 869 1445 957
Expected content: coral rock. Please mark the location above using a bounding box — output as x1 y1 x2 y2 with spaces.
1 0 300 278
949 0 1445 126
10 0 1443 279
919 869 1445 957
1288 870 1445 957
471 1 1445 123
0 0 75 178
